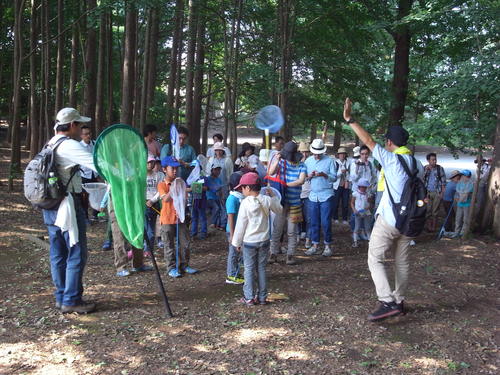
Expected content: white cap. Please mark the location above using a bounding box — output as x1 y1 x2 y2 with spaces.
54 107 91 130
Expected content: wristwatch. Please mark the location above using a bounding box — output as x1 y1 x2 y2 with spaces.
346 117 357 124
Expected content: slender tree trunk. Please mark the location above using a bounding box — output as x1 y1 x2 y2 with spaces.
321 121 328 143
68 1 79 108
133 16 143 128
106 12 113 124
185 0 198 131
484 101 500 238
174 14 185 125
42 0 51 143
139 9 152 131
146 8 159 111
84 0 97 132
201 61 213 155
29 0 39 158
192 4 206 153
310 123 317 142
229 0 243 157
54 0 64 115
333 120 342 152
388 0 413 127
8 0 24 192
120 5 137 125
95 11 106 134
166 0 184 125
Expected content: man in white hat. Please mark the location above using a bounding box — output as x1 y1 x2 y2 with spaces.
42 107 98 314
303 139 337 256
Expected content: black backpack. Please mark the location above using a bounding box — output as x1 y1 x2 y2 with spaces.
24 137 78 210
386 155 427 237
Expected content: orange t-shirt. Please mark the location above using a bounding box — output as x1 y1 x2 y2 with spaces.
157 178 178 225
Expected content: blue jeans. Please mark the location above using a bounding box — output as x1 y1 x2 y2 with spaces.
42 196 87 306
308 196 333 245
144 206 158 252
191 204 207 236
242 241 270 302
208 199 226 227
226 233 242 277
333 186 350 221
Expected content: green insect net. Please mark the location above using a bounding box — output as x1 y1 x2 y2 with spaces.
94 124 147 249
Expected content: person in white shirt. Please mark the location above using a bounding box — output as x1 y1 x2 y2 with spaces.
343 98 423 322
79 125 99 222
206 133 232 159
332 147 351 225
349 145 377 193
43 107 98 314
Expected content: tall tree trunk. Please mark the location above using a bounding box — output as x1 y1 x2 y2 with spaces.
133 16 142 127
68 1 79 108
332 120 342 152
229 0 243 157
84 0 97 131
174 14 185 125
191 4 206 153
146 8 159 111
321 120 328 143
310 123 317 142
29 0 39 158
106 12 114 124
95 11 106 134
8 0 24 192
42 0 51 143
166 0 184 126
139 9 153 131
201 61 213 155
120 5 137 125
185 0 198 131
54 0 64 115
388 0 413 127
484 101 500 238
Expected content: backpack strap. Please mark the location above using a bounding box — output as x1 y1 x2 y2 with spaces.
396 154 418 178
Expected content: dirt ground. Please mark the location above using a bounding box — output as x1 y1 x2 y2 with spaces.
0 144 498 375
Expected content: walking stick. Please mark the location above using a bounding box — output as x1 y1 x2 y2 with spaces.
436 202 454 241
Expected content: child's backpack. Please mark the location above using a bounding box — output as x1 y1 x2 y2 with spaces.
24 137 77 210
386 155 427 237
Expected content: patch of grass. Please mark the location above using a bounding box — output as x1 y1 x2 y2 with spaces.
312 296 321 306
360 360 378 367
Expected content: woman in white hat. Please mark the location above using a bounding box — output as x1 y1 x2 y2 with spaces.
207 142 233 202
303 139 337 257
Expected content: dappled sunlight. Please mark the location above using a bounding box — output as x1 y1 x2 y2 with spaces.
276 349 312 360
227 327 288 345
414 357 447 369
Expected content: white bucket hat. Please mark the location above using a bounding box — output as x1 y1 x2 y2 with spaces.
213 142 225 151
54 107 91 130
353 146 361 157
309 139 327 154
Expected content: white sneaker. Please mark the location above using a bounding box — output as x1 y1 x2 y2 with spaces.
300 232 306 239
352 241 359 248
305 239 312 249
409 240 416 246
334 220 339 224
342 220 349 225
305 246 318 256
322 245 333 257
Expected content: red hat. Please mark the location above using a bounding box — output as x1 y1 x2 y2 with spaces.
234 172 261 190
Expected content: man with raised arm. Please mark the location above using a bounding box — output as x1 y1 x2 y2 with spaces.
343 98 423 322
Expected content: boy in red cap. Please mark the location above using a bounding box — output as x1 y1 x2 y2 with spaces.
231 172 283 305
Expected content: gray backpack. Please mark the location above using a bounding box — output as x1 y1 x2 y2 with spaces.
24 137 77 210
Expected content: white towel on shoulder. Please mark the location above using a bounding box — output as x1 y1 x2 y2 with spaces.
54 194 79 247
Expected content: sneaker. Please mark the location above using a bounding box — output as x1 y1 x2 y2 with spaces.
258 299 269 305
183 266 199 274
342 220 349 225
132 265 153 272
102 240 112 251
55 301 62 310
305 245 319 256
322 245 333 257
334 219 339 224
409 240 416 246
352 241 359 248
300 232 306 240
168 268 182 278
268 254 278 264
367 301 402 322
286 255 297 265
239 297 256 306
116 269 131 277
305 239 312 249
157 240 164 249
61 301 96 314
226 276 244 285
198 233 207 240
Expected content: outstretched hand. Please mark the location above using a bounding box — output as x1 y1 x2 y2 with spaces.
343 98 352 122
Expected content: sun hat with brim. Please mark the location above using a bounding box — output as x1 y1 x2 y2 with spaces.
54 107 91 130
449 170 462 179
337 147 348 154
310 139 327 154
234 172 261 190
298 141 310 152
352 146 361 157
281 141 302 163
161 156 181 168
357 178 370 188
213 142 225 151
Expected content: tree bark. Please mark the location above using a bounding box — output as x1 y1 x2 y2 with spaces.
185 0 198 132
173 18 184 126
84 0 97 132
42 0 51 144
146 8 159 111
388 0 413 127
54 0 64 115
106 12 114 124
191 4 206 153
166 0 184 126
120 5 137 125
68 10 79 108
139 9 152 131
95 11 106 134
310 123 317 142
332 120 342 152
201 60 213 155
29 0 39 158
487 101 500 238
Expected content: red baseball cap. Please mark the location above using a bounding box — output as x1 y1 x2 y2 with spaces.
234 172 261 190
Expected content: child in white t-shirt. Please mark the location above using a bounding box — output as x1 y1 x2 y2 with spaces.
351 178 373 247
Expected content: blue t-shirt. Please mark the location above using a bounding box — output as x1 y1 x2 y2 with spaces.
280 159 306 206
456 180 473 207
206 176 222 200
225 193 242 232
443 180 457 202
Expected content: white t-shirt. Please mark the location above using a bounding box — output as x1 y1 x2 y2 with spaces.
372 144 423 228
352 191 370 212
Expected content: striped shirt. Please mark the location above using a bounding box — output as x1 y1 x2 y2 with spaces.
280 159 306 206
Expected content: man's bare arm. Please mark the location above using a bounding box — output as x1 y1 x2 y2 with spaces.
343 98 376 151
